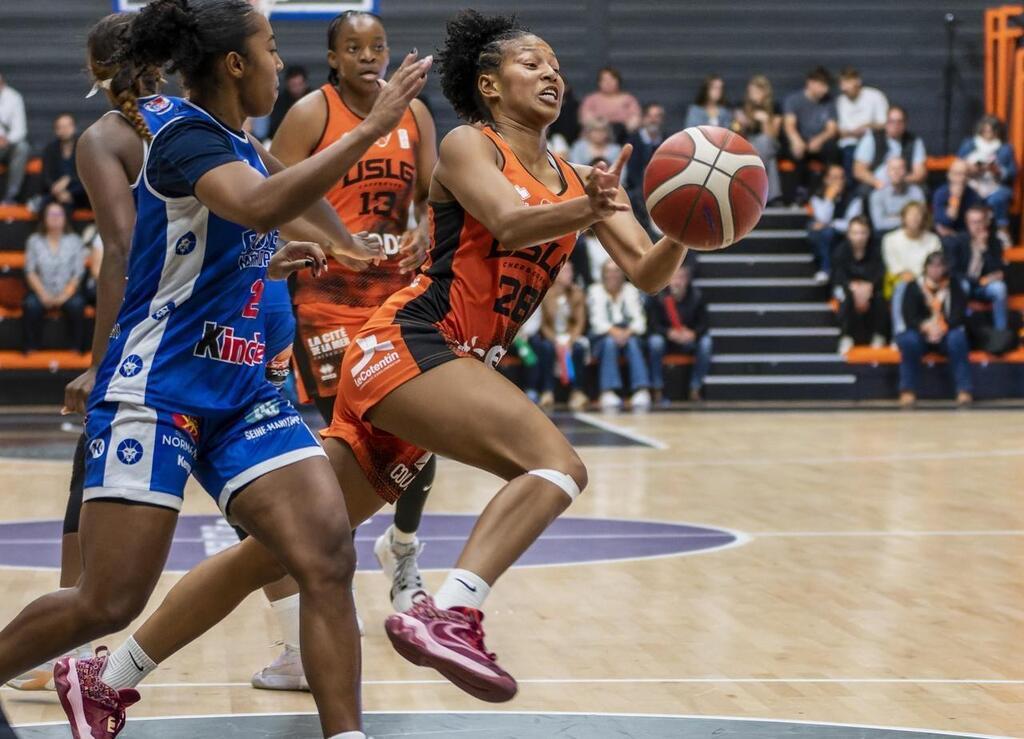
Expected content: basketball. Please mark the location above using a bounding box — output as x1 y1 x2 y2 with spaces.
643 125 768 250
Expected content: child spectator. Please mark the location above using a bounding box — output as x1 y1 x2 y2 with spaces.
568 118 622 166
932 159 983 242
624 103 666 236
956 115 1016 244
947 205 1008 331
685 74 733 129
836 67 888 176
733 74 782 203
579 67 641 140
41 113 88 213
783 66 839 202
587 261 652 410
853 105 927 191
808 163 863 283
22 202 87 353
646 264 712 403
0 72 30 205
831 216 886 354
882 201 942 336
530 263 589 410
896 251 972 407
868 157 925 235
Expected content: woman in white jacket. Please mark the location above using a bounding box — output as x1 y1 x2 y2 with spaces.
882 201 941 335
587 261 652 409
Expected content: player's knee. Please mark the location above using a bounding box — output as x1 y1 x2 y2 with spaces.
78 588 147 633
529 452 588 503
292 527 357 596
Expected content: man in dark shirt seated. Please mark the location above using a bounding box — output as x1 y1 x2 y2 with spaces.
624 102 666 237
831 215 886 354
41 112 88 212
896 251 972 407
646 263 712 403
945 204 1008 331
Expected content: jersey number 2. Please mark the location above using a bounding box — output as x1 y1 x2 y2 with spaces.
493 276 540 323
242 279 264 319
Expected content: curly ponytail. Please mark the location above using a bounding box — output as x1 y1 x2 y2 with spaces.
438 10 528 122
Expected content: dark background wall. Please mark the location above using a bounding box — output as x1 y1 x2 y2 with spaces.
0 0 994 154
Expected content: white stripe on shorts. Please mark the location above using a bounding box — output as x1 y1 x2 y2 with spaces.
217 446 327 520
82 486 183 512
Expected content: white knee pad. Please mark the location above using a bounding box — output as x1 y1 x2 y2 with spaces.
528 468 580 502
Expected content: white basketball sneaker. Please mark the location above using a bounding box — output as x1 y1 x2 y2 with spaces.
374 525 429 612
251 644 308 692
8 645 93 691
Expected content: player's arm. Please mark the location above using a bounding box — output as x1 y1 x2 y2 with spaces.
434 125 626 251
575 157 688 294
398 98 438 272
195 52 430 238
63 117 139 413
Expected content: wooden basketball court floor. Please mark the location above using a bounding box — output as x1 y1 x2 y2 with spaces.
0 405 1022 738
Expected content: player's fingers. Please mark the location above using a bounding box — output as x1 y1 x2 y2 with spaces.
610 144 632 177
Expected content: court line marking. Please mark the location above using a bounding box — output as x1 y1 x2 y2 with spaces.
571 412 669 449
12 709 1020 739
578 447 1024 468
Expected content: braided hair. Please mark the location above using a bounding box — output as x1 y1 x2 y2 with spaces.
325 9 384 87
438 10 529 123
86 13 156 141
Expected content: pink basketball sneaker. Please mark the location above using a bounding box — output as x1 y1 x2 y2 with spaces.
54 647 140 738
384 597 517 702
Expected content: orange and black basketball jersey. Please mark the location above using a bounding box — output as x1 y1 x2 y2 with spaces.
393 126 586 363
291 83 420 309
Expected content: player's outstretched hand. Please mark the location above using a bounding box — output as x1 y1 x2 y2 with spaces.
365 50 433 139
63 366 96 416
268 241 328 280
585 144 632 220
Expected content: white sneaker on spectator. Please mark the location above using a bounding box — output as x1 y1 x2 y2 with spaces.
568 390 589 411
630 389 652 409
838 336 854 356
870 334 886 348
813 270 829 285
599 391 621 410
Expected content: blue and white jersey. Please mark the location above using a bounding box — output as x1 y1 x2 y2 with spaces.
93 95 280 415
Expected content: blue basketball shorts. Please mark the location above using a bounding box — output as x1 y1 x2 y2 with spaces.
82 382 324 518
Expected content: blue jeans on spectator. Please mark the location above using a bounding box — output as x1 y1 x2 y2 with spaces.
592 333 650 393
895 326 972 395
807 226 838 275
647 333 713 392
985 186 1013 228
527 334 587 394
22 291 86 353
840 144 857 181
965 279 1008 331
890 280 910 336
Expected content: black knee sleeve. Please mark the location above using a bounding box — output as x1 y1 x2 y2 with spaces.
63 433 86 535
394 454 435 534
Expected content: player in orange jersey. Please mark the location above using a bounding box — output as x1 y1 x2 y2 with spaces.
253 9 439 690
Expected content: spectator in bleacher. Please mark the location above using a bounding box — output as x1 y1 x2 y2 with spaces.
783 66 839 204
268 65 310 141
646 263 712 403
882 201 941 336
956 115 1016 244
832 215 886 354
836 67 888 177
568 118 622 167
0 72 30 205
932 158 982 241
869 157 925 236
947 205 1008 332
21 201 87 353
548 82 581 158
852 105 927 192
588 261 652 410
807 163 863 283
896 251 972 407
624 102 666 236
80 225 103 306
733 74 782 204
685 74 733 129
579 67 642 141
530 262 589 411
41 113 88 213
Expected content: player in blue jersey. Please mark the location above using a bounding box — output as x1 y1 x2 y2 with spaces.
0 2 431 738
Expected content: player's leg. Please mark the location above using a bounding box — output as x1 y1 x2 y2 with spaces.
374 453 434 611
363 358 586 701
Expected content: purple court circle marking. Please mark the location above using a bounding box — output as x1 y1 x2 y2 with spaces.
0 514 746 572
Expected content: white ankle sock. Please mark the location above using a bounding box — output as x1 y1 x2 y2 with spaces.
434 568 490 610
328 732 365 739
101 636 158 689
271 593 301 651
392 524 417 546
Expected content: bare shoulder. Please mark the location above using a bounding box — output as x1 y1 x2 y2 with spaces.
439 124 501 165
408 97 433 124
